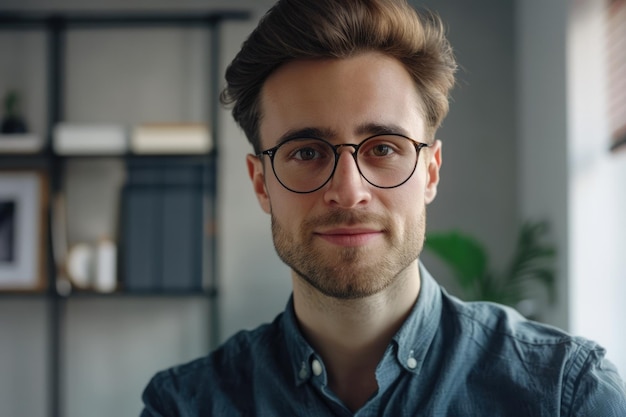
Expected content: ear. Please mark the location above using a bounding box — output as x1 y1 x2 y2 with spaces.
246 154 271 214
424 140 442 205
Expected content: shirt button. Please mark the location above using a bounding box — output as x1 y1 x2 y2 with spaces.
407 357 417 369
311 359 323 376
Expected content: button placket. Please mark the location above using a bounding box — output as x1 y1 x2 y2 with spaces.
407 349 417 369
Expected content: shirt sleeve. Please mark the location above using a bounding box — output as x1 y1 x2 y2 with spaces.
139 372 179 417
563 345 626 417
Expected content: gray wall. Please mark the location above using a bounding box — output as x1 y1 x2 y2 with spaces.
418 0 519 294
516 0 569 331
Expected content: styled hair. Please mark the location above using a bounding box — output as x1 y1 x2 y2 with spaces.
220 0 457 152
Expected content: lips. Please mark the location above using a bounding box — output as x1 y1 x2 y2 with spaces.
314 227 384 247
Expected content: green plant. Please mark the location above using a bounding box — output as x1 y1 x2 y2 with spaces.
4 90 19 116
424 221 556 311
1 90 28 133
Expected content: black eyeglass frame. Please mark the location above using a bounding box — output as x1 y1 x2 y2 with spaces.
256 133 430 194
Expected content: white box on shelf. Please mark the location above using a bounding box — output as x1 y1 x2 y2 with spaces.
53 123 127 155
131 123 213 154
0 133 45 153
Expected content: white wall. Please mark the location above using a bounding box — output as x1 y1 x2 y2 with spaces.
517 0 626 377
567 0 626 377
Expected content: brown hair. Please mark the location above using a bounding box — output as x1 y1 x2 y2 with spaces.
220 0 457 152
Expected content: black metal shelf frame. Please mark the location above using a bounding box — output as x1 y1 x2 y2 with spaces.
0 10 249 417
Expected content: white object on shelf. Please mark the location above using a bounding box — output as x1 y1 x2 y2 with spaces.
0 133 45 153
131 123 213 154
66 243 94 289
53 123 127 155
94 239 117 293
65 239 117 293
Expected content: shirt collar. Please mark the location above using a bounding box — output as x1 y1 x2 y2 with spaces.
392 263 443 375
282 297 319 387
281 262 443 386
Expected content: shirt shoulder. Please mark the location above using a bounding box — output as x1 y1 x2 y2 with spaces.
141 314 286 417
446 295 578 346
441 293 626 416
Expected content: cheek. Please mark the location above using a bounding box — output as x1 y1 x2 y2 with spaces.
265 182 316 226
396 173 427 207
383 177 427 227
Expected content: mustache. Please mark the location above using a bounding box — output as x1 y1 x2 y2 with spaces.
302 209 389 229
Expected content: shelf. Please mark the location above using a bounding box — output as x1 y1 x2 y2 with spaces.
0 11 251 28
0 153 51 168
0 151 218 160
0 133 45 153
0 9 249 417
50 151 218 161
0 287 217 299
0 290 48 298
57 287 218 299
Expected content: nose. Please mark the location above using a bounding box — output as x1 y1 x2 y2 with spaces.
323 147 372 208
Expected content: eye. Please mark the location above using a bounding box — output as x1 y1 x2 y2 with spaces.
362 138 400 158
281 139 331 162
293 147 320 161
371 143 393 157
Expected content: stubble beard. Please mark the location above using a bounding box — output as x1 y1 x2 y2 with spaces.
271 208 426 300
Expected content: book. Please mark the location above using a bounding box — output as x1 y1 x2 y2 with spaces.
121 159 208 292
160 184 203 291
120 187 159 292
53 123 127 155
130 123 212 154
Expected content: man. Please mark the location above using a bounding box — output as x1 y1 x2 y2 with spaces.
141 0 626 415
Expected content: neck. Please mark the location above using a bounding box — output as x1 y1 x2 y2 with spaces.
292 261 421 411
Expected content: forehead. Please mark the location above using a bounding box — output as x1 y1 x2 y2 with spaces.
258 52 425 147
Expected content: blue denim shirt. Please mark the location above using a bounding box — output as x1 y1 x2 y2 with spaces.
141 266 626 416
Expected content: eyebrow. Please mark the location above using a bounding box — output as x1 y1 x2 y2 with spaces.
355 122 412 138
274 122 413 146
275 127 337 146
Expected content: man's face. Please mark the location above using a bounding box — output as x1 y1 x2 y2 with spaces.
247 52 442 299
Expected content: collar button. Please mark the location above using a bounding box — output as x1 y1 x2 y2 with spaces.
312 359 323 376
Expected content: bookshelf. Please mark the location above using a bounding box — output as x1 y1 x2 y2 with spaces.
0 10 249 417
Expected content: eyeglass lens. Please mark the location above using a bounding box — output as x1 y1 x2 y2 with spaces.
270 135 420 193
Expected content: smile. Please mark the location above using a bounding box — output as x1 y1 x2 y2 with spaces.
314 228 384 247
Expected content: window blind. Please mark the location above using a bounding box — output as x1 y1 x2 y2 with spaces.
607 0 626 151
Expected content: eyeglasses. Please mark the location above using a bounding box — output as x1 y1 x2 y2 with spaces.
257 134 429 194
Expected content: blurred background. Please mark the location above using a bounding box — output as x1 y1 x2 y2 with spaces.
0 0 624 416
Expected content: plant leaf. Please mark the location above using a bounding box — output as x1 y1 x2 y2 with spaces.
424 231 488 290
503 220 557 305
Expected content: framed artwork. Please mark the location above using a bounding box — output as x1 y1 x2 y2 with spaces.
0 171 48 291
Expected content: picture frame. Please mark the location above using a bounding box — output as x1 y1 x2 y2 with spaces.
0 171 48 291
